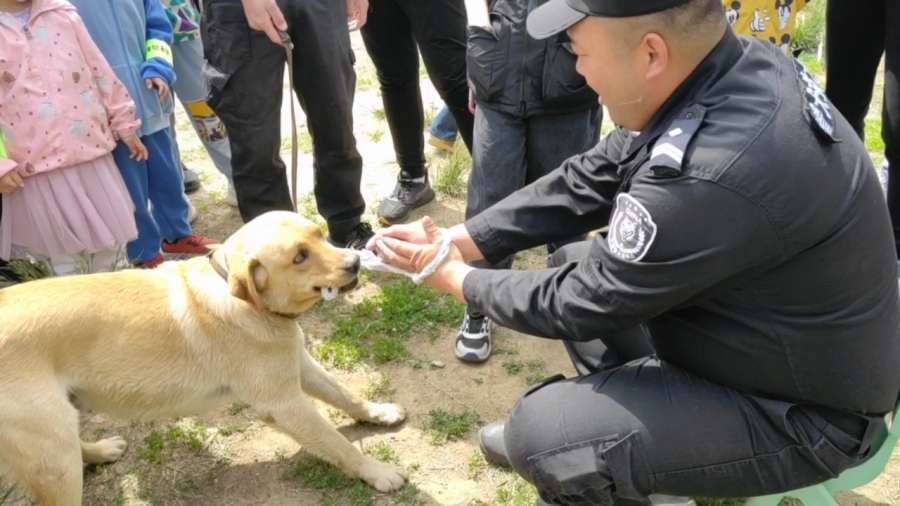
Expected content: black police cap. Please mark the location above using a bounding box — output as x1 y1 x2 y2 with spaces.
527 0 693 39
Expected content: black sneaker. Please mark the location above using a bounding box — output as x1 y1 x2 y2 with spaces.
327 222 375 250
183 165 201 193
455 312 494 362
377 170 436 226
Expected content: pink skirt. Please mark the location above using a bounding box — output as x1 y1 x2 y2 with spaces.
0 154 138 260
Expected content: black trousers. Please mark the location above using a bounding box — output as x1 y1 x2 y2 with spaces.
201 0 365 239
360 0 474 178
825 0 900 255
503 242 885 506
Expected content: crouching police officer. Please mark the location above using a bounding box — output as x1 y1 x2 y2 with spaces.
368 0 900 504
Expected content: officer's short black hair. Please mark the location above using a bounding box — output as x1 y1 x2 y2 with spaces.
615 0 727 49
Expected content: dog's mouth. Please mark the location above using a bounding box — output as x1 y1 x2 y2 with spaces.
314 277 359 300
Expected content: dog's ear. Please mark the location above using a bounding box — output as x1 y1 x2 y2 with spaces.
229 254 266 312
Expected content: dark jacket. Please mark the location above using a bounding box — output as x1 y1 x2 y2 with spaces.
462 29 900 417
466 0 598 118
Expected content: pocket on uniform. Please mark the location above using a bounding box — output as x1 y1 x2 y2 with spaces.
527 431 652 505
541 40 590 105
466 21 510 102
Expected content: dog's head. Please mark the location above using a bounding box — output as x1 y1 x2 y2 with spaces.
212 211 360 316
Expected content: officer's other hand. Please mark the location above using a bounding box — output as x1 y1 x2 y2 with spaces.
241 0 289 45
347 0 369 31
365 218 432 251
373 215 459 264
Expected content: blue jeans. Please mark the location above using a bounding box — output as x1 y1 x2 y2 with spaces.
465 104 601 318
430 105 458 142
169 37 233 183
466 104 601 269
113 129 193 264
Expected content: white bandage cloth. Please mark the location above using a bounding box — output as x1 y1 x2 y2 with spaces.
357 235 454 284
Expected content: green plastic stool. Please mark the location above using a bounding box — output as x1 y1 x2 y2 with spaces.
744 395 900 506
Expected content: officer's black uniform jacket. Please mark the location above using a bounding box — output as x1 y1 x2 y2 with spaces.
461 27 900 416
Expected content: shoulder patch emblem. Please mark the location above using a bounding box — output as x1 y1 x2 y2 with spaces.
792 58 837 142
608 193 657 262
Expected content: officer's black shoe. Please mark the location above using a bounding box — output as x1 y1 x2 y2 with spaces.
478 420 510 467
377 170 436 226
183 165 201 193
327 222 375 250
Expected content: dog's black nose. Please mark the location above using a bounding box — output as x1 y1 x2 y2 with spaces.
345 254 360 274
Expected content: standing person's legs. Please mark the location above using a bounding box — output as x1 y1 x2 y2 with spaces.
288 0 370 248
824 0 884 138
201 0 292 223
361 0 437 226
525 107 602 255
143 129 194 244
455 105 527 363
401 0 474 153
172 37 235 188
112 141 163 265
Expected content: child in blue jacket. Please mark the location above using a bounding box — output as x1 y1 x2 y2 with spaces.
68 0 217 268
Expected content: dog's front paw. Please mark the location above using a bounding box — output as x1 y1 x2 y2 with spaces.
95 436 128 463
359 456 406 492
366 402 406 426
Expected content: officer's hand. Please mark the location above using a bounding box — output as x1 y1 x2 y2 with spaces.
366 218 433 250
372 216 467 292
347 0 369 31
241 0 289 45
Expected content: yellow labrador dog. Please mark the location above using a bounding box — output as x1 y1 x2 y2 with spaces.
0 211 407 506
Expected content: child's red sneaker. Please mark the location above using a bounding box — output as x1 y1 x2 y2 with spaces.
161 234 219 255
136 253 164 269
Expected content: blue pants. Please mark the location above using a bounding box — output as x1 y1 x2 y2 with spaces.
430 104 459 142
112 129 193 263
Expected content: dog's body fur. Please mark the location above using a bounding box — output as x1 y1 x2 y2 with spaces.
0 212 407 506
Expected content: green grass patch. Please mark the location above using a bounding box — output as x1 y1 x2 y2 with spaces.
370 106 386 122
792 0 826 54
315 277 465 370
432 144 471 198
285 457 374 506
865 118 886 154
137 423 209 463
427 407 484 444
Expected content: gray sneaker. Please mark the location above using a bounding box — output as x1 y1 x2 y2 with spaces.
455 313 494 363
377 170 436 226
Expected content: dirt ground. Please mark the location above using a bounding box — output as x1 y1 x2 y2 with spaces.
3 32 898 506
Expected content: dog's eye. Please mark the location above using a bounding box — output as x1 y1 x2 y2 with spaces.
294 249 308 264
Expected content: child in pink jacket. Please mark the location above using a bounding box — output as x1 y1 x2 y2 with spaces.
0 0 147 275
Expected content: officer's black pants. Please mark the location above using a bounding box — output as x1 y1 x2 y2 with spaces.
359 0 474 178
825 0 900 255
503 242 885 505
200 0 365 239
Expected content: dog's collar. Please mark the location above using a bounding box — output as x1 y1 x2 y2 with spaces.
207 252 301 320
